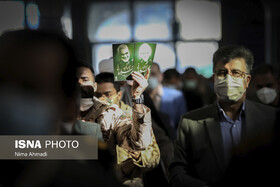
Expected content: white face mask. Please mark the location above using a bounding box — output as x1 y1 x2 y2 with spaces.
80 98 94 111
103 94 119 106
214 75 246 103
256 87 277 104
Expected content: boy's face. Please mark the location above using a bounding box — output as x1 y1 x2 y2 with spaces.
96 82 121 106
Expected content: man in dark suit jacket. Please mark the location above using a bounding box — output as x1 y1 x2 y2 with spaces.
168 45 278 186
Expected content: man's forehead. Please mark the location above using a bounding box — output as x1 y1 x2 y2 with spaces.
77 67 92 76
215 58 246 70
151 64 160 72
97 82 116 92
120 48 129 53
184 72 196 79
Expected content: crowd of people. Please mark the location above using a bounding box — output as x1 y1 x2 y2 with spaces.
0 29 279 187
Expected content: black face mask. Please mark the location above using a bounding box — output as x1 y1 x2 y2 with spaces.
80 85 94 98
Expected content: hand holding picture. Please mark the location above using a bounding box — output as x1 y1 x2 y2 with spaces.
131 69 150 99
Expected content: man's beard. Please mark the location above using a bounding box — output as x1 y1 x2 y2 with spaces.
80 85 94 98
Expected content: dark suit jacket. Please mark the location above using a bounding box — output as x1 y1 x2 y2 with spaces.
168 100 278 186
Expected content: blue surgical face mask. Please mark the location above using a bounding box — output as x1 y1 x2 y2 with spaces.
147 77 159 90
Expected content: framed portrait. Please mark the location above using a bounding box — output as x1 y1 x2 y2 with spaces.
113 43 134 81
113 42 156 81
134 42 156 78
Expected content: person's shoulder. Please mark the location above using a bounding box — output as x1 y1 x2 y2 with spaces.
246 99 278 113
105 103 131 121
246 92 260 103
181 103 217 121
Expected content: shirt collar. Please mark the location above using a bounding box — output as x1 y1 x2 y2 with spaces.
217 101 246 122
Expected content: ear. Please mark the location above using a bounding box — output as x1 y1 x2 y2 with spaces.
93 82 97 92
245 75 251 88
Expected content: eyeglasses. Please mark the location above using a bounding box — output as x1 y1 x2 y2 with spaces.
214 69 247 79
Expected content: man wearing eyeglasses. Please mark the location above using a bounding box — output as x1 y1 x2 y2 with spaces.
169 45 278 186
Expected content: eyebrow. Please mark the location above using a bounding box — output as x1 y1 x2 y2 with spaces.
231 68 244 72
216 68 243 72
96 91 112 95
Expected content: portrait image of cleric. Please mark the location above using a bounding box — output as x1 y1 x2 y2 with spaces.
113 43 134 81
134 42 156 78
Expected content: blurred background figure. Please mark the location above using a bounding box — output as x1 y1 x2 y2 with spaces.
0 29 121 187
98 57 114 73
181 67 204 111
247 64 280 108
142 91 175 187
182 67 216 111
146 63 187 134
162 68 182 90
0 29 78 135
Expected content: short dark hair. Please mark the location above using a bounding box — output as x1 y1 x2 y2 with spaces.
95 72 121 92
152 62 161 72
213 45 254 74
252 63 279 79
183 67 198 75
76 60 95 75
163 68 181 81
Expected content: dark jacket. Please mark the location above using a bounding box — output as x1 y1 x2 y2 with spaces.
169 100 278 186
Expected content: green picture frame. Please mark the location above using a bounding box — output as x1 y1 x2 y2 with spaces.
113 42 156 81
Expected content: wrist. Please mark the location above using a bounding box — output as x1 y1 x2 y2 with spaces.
132 96 141 99
132 94 144 104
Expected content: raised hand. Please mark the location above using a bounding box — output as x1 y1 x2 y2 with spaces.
131 69 150 99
